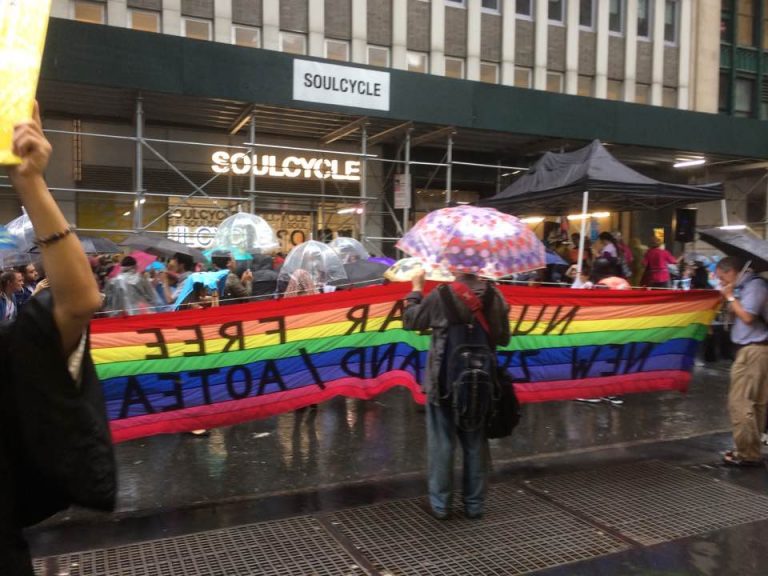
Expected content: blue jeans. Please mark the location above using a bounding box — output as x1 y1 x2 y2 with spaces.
426 401 490 515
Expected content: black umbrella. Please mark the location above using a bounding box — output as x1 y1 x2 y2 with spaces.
337 261 389 288
28 235 121 255
78 235 121 254
120 233 206 262
698 227 768 273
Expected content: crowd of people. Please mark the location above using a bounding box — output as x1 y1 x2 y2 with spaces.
535 230 713 291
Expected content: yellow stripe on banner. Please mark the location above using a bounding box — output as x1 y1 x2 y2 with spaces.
91 316 397 364
511 309 717 336
90 308 716 365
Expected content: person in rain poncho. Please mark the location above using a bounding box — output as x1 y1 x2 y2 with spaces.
103 255 157 316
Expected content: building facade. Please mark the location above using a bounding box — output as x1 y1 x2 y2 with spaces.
8 1 764 255
55 0 719 111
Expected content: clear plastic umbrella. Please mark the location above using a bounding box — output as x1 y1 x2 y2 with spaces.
327 237 369 264
384 257 456 283
278 240 348 288
4 211 35 252
213 212 279 254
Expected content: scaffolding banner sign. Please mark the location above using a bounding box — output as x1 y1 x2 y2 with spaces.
293 59 390 111
394 173 411 209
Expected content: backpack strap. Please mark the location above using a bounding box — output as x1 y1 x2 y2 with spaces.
450 282 491 334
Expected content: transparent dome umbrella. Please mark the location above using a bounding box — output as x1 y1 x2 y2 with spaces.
384 257 456 283
4 211 35 252
213 212 279 254
278 240 348 288
396 206 546 279
327 236 369 264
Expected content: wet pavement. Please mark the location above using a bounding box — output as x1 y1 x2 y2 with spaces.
28 360 768 575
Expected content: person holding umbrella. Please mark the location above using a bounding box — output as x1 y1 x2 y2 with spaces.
398 206 542 520
715 257 768 466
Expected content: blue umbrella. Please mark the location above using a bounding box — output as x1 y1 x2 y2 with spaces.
173 269 229 310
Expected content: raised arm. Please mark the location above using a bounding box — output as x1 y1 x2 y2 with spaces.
7 104 102 353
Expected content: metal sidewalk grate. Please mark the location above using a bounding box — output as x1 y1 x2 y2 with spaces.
525 460 768 546
33 516 363 576
325 483 628 575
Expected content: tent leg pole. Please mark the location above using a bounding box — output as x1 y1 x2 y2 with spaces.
576 190 589 278
721 199 729 227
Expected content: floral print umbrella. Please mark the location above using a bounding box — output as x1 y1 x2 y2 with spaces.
396 206 545 279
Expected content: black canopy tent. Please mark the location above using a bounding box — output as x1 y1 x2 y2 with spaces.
481 140 724 278
481 140 724 214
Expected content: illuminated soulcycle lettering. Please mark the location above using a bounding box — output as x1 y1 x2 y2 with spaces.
211 151 361 181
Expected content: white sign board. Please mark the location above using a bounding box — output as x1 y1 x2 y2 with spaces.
293 59 390 111
394 173 411 209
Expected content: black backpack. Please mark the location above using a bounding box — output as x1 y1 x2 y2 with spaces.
438 285 519 437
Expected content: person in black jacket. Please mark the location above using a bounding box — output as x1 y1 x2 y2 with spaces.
403 270 510 520
0 104 115 575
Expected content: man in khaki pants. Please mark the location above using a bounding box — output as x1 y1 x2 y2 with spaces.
716 257 768 466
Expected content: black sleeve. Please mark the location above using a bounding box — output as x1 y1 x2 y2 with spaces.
7 291 116 526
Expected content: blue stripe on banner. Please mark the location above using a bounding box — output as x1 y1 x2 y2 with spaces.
102 338 700 420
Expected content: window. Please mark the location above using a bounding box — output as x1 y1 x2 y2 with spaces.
445 0 466 6
516 0 532 17
281 32 307 55
233 25 260 48
445 57 465 79
636 83 651 104
129 9 160 32
183 18 212 40
480 62 499 83
579 0 594 29
546 71 563 92
482 0 500 13
407 51 429 73
549 0 564 23
577 75 593 97
607 79 623 100
637 0 651 39
665 0 680 44
325 39 350 61
74 1 104 24
514 66 532 88
609 0 624 33
367 45 390 67
734 78 753 117
663 86 677 108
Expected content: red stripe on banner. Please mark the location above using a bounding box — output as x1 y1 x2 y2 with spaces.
91 283 412 334
91 283 719 334
513 370 691 403
110 370 426 443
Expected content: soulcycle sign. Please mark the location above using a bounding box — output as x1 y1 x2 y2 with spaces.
211 151 361 181
293 59 390 111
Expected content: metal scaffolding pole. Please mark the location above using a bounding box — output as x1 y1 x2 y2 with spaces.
445 134 453 205
404 128 411 232
133 97 145 232
360 125 367 239
248 115 256 214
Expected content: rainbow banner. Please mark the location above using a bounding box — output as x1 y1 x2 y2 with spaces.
90 284 721 443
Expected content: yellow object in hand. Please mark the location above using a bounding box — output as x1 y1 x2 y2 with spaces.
0 0 52 165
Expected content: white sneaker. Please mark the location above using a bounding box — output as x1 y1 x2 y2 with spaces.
575 398 603 403
602 396 624 406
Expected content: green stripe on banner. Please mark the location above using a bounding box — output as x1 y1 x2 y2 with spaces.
95 323 710 380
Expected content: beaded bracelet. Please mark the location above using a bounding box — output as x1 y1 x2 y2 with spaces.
33 226 74 248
